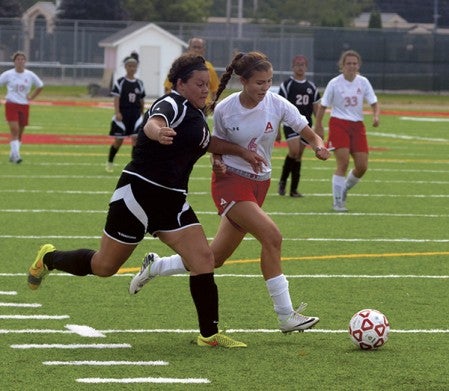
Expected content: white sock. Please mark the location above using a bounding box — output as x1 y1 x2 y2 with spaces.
10 140 20 156
266 274 293 320
150 254 188 276
332 174 346 205
345 170 360 192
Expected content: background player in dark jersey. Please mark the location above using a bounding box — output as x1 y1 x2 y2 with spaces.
277 55 321 197
106 51 145 173
27 53 265 348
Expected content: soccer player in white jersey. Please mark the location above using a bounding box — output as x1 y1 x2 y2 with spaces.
315 50 380 212
130 51 331 334
0 51 44 163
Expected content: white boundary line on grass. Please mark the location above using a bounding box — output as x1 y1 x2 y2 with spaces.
1 273 448 279
43 360 169 366
3 327 448 335
76 377 210 384
1 235 449 243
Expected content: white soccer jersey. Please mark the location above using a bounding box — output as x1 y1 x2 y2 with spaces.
0 69 44 105
320 74 377 122
213 91 309 176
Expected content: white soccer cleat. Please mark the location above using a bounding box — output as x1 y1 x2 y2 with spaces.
333 202 348 212
129 253 159 294
279 303 320 333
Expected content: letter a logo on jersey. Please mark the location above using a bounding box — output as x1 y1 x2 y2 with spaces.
264 122 274 133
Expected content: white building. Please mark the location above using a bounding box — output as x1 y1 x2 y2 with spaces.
99 22 187 97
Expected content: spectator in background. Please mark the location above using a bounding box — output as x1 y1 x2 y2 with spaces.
164 37 219 106
277 55 321 197
106 51 145 173
315 50 380 212
0 51 44 164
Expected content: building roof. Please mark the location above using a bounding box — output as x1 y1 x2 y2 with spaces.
99 22 187 48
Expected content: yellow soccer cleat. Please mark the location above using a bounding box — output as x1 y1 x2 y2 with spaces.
197 332 247 348
27 244 55 290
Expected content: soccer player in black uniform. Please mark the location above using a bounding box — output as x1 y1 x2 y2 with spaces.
278 55 321 197
106 51 145 172
27 53 265 348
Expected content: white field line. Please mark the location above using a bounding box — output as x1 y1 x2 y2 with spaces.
1 235 449 243
2 208 449 217
2 328 448 335
1 165 448 173
43 360 169 366
0 302 41 307
65 324 106 337
0 315 69 319
76 377 210 384
0 291 17 295
370 131 449 142
10 343 131 349
399 116 449 122
1 273 448 279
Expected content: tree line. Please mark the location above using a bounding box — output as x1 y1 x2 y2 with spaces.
1 0 379 27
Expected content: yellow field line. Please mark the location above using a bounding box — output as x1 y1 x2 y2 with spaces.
118 251 449 274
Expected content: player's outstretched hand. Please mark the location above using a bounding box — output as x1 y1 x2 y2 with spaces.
315 146 330 161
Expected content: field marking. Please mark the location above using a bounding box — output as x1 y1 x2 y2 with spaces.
1 235 449 243
0 315 69 319
370 131 449 143
0 302 41 307
3 328 447 335
65 324 106 338
2 208 449 218
10 343 131 349
399 116 449 122
76 377 210 384
43 360 169 366
0 291 17 295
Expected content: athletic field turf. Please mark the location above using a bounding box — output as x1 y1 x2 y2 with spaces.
0 94 448 390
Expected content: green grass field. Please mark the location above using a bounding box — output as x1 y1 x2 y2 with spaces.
0 94 448 390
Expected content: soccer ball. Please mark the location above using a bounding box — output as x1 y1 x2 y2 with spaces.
349 309 390 350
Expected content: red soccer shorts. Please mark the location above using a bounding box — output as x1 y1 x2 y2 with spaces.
327 117 369 153
211 171 270 216
5 102 30 126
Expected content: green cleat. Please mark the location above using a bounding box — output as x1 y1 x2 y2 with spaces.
28 244 55 290
197 333 247 348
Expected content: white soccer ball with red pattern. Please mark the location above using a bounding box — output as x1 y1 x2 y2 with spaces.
349 309 390 350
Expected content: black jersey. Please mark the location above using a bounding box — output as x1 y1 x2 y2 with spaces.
111 77 145 111
124 92 210 191
278 77 320 126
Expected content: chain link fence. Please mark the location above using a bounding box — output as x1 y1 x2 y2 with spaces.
1 18 448 92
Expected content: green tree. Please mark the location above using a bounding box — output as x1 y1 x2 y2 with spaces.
368 8 382 28
216 0 374 26
123 0 213 22
0 0 23 17
57 0 126 20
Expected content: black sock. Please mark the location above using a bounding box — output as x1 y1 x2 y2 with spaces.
108 145 119 163
280 155 294 183
189 273 219 337
43 249 95 276
291 160 302 192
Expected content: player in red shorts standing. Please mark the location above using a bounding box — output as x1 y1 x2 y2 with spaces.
315 50 380 212
0 51 44 163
